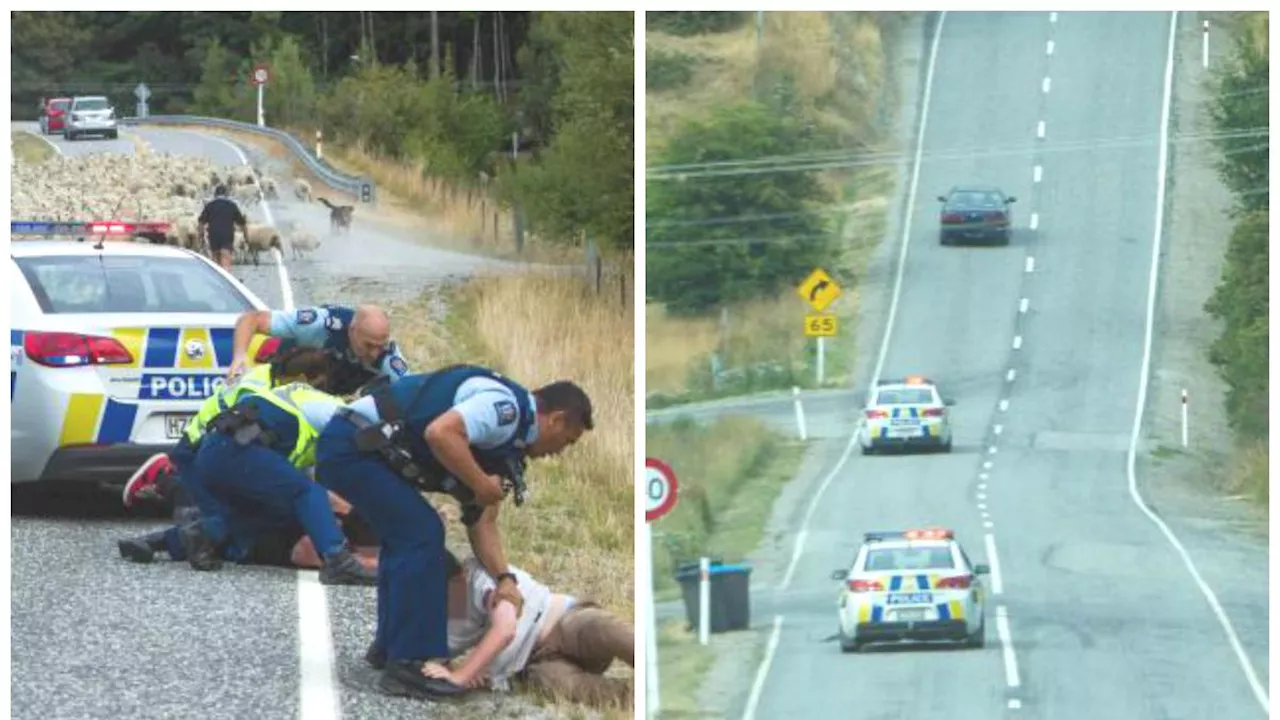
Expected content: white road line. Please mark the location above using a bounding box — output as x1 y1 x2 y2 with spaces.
1012 335 1022 350
1006 369 1017 382
1036 120 1046 138
1042 76 1052 93
1126 11 1270 714
1029 212 1039 230
983 520 995 529
988 446 998 455
1047 40 1055 55
777 10 949 593
297 573 340 720
741 615 785 720
1049 11 1058 22
25 128 63 156
1033 165 1043 182
994 424 1004 435
1010 699 1023 710
1019 298 1030 313
999 399 1009 412
984 533 1004 595
977 502 988 510
983 461 993 470
996 606 1020 687
977 492 987 500
1025 256 1036 272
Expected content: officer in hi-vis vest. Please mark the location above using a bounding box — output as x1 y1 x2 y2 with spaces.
178 379 375 586
227 303 411 397
314 364 594 700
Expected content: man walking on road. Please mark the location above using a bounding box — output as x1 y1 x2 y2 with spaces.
228 303 411 397
197 184 248 272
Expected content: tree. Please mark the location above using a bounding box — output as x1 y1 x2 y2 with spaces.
1211 13 1268 214
191 39 239 119
1205 209 1268 439
647 101 835 314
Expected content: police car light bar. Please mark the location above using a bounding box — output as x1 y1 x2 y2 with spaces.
10 220 171 237
864 528 954 543
11 220 89 236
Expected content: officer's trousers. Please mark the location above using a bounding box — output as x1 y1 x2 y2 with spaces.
316 417 448 662
186 433 346 561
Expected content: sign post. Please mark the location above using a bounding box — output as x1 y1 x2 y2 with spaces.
134 82 151 120
251 64 270 127
797 268 842 386
645 457 679 720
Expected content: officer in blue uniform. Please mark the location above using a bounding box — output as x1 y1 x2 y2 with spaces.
179 380 375 585
227 303 410 397
314 364 594 700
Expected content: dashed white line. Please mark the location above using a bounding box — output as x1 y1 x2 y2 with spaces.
983 520 995 529
1047 40 1055 55
1006 368 1017 383
298 574 340 720
998 399 1010 413
742 615 785 720
1042 76 1051 93
988 446 998 455
1010 699 1023 710
1036 120 1046 138
983 461 993 470
1049 11 1058 22
977 502 988 510
984 533 1004 595
996 606 1021 687
994 424 1004 435
1029 212 1039 230
1025 256 1036 273
1019 298 1030 313
978 478 988 486
977 492 987 500
1033 165 1043 182
1012 335 1023 350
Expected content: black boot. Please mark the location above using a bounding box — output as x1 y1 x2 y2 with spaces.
365 641 387 670
117 530 167 563
179 521 223 571
377 660 468 700
319 548 377 586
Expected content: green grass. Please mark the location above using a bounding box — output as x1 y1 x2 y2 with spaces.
654 618 717 719
12 131 56 165
647 416 807 601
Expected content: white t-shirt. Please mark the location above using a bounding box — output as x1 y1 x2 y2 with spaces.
446 558 554 690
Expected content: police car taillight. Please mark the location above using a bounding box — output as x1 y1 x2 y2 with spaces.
935 576 972 589
23 331 134 368
922 408 944 417
865 409 888 419
848 579 884 593
254 336 282 363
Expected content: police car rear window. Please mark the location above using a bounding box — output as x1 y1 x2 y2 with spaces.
863 547 955 572
875 388 935 405
15 255 255 315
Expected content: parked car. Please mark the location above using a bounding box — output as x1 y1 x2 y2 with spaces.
64 95 119 141
39 97 72 135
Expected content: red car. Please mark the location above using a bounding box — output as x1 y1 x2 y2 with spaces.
39 97 72 135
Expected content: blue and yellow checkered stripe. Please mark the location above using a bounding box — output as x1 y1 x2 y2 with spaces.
108 326 237 370
877 407 933 439
856 573 965 623
59 394 139 445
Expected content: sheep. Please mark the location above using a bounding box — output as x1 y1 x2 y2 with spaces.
294 178 313 203
288 228 321 260
239 223 284 265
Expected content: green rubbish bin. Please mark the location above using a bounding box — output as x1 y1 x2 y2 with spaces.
674 560 753 633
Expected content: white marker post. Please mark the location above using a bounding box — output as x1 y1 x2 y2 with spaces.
1202 20 1210 69
252 64 270 128
792 385 808 440
816 337 826 385
315 129 323 159
1181 389 1189 448
645 459 680 720
698 556 711 646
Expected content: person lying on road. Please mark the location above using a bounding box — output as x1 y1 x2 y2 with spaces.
415 550 633 709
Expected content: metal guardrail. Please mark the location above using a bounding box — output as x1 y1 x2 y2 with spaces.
118 115 376 204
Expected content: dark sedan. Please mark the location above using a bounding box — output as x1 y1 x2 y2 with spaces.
937 186 1016 246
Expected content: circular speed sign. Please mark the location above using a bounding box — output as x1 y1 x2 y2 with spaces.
253 66 270 85
645 457 678 523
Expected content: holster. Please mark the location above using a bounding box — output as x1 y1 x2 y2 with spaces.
208 404 284 452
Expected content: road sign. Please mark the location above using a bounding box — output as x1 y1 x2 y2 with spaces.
252 64 270 86
804 314 838 337
797 267 841 312
645 457 678 523
134 83 150 101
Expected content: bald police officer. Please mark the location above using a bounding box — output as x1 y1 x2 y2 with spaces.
314 364 593 700
228 303 410 397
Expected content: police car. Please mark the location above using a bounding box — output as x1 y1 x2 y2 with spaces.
857 376 954 454
830 528 988 652
10 233 276 487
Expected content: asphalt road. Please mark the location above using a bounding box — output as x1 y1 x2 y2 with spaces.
657 11 1270 720
11 123 555 720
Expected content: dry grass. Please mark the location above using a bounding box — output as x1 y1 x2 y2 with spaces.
12 131 55 165
384 267 635 718
653 618 715 718
1221 439 1269 507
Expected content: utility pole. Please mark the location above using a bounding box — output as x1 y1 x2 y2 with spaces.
431 11 441 79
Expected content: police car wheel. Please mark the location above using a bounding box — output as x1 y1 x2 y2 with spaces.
861 443 876 456
964 622 985 648
839 635 863 653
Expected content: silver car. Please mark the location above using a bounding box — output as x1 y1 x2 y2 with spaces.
64 95 119 141
10 234 279 488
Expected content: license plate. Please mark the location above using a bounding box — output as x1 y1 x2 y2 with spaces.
165 414 192 439
893 609 929 622
886 592 933 605
889 425 920 437
890 417 918 426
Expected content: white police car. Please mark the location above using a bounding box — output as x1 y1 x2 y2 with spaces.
857 376 954 454
830 528 988 652
10 233 277 487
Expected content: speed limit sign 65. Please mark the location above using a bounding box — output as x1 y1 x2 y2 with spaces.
645 457 678 523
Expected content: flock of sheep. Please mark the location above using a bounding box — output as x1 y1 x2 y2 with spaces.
11 149 324 264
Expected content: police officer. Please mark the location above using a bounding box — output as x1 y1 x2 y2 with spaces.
178 377 375 585
120 347 333 511
227 303 410 397
197 184 249 272
314 364 594 700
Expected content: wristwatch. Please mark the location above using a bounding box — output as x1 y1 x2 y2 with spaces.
496 572 518 586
